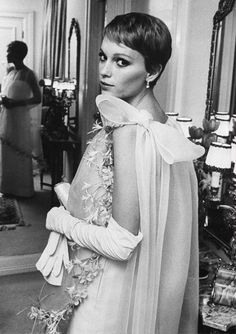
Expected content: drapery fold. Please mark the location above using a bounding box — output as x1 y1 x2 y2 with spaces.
41 0 67 80
96 94 203 334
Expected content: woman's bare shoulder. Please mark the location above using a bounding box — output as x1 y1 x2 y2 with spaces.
113 124 137 144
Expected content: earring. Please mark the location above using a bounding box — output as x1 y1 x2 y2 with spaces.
146 80 150 89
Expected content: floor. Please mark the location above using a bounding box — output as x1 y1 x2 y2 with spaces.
0 271 46 334
0 173 52 257
0 174 56 333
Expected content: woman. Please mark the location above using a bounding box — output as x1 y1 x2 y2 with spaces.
0 41 41 197
37 13 204 334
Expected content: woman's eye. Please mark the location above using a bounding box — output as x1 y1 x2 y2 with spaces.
99 52 106 62
116 58 129 67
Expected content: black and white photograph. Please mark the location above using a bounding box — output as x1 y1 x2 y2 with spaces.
0 0 236 333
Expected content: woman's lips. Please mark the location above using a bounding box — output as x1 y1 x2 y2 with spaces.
100 81 114 87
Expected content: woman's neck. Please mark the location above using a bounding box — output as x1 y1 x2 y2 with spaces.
135 89 167 123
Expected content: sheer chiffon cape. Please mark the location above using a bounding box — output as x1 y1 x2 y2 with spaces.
90 95 204 334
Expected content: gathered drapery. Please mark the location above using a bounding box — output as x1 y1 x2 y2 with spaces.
41 0 67 81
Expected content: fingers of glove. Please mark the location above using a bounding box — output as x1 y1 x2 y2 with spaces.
41 236 64 276
52 252 63 277
37 232 61 261
51 237 65 277
41 255 58 277
36 247 50 271
46 231 62 255
36 232 62 272
45 265 64 286
61 236 70 267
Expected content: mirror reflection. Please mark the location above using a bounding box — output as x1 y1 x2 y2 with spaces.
205 0 236 119
199 0 236 252
0 0 236 331
0 1 85 264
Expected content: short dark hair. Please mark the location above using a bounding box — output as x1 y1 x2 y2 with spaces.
103 12 172 87
7 41 28 60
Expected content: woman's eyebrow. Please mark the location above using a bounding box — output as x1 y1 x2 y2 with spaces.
100 48 133 59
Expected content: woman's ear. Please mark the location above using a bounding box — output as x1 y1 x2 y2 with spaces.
146 65 163 85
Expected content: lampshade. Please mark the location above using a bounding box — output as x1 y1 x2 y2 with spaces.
166 112 179 120
215 112 230 120
230 115 236 132
232 138 236 164
44 78 52 86
214 116 230 139
205 142 232 171
52 81 59 89
176 117 192 137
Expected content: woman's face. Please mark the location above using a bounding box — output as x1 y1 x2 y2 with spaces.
99 37 148 106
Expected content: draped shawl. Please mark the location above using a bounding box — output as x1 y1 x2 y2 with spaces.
94 94 204 334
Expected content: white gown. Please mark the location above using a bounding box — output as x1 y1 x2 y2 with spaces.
0 69 35 197
61 95 204 334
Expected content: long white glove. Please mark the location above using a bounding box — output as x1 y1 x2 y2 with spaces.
36 231 69 286
46 206 143 261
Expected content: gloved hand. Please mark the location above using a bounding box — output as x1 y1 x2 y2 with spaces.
36 231 69 286
46 206 80 238
46 206 143 261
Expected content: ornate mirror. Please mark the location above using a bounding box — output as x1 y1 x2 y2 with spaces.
205 0 236 120
203 0 236 253
67 18 81 133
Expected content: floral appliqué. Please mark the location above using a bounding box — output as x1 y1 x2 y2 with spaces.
27 122 116 334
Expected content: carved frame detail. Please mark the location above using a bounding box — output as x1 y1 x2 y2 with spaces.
205 0 235 119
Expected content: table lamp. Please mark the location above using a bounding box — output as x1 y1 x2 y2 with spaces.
214 115 230 143
205 142 232 201
176 117 192 138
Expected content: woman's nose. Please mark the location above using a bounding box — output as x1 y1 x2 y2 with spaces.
99 61 112 77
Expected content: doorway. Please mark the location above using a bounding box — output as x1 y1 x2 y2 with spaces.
0 12 33 87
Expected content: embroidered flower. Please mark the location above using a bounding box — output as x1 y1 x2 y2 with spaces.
66 285 88 306
27 121 116 334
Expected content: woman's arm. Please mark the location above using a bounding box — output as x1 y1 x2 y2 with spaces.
45 124 142 260
46 207 143 261
112 125 140 235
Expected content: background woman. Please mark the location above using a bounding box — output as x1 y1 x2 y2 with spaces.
37 12 204 334
0 41 41 197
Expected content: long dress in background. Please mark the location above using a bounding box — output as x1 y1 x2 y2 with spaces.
0 69 36 197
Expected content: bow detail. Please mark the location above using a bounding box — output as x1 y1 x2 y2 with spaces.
96 94 205 164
